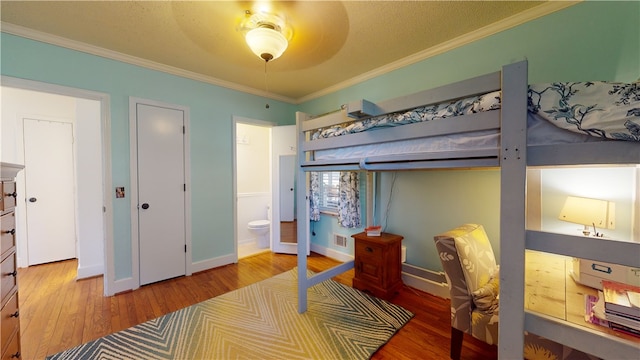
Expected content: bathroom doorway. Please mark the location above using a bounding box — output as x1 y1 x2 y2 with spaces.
235 120 272 258
233 118 296 259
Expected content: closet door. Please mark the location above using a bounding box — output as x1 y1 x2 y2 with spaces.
135 103 186 285
23 118 76 265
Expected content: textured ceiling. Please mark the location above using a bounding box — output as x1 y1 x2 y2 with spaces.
1 1 569 103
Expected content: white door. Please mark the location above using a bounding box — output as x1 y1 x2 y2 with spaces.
23 118 76 265
136 103 186 285
279 155 295 221
271 126 299 254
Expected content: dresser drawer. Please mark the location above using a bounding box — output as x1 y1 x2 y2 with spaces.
0 253 17 305
0 213 15 259
0 182 16 213
1 328 20 360
1 292 19 352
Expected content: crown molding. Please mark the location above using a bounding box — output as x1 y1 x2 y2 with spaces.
0 22 296 104
297 1 580 103
1 1 578 105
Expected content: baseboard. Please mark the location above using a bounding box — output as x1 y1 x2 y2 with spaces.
109 254 237 296
310 243 354 263
311 243 450 298
401 262 449 299
402 272 450 299
191 253 237 274
77 263 104 279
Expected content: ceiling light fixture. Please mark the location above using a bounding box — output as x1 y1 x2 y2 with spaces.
240 10 290 63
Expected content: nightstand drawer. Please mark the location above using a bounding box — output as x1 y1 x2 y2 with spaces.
355 241 383 261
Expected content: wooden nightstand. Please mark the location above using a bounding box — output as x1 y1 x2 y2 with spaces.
352 232 403 300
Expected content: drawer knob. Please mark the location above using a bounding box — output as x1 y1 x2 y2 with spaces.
365 247 373 253
10 351 20 359
10 310 19 318
4 229 16 235
5 191 17 198
8 270 17 277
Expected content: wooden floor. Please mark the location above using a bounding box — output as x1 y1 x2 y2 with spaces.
18 252 497 360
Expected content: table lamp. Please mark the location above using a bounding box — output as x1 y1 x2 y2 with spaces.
558 195 615 237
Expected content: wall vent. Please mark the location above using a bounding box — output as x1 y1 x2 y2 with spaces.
334 234 348 248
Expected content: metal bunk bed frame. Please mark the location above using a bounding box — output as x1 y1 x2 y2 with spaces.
295 60 640 359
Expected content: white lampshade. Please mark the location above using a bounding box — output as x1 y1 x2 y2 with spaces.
245 27 288 62
558 195 615 236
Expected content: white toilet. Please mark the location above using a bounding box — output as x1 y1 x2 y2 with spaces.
248 206 271 248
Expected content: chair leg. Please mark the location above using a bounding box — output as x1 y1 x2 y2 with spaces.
450 327 464 360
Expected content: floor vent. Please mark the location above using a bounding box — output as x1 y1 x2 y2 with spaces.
334 234 348 247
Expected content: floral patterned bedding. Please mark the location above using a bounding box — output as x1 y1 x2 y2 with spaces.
311 81 640 142
529 81 639 142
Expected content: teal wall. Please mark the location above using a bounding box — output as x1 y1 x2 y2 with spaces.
1 34 297 279
379 170 501 268
2 1 638 277
298 1 640 116
300 1 640 270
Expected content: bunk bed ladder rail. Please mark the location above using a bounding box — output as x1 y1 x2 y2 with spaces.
498 60 529 359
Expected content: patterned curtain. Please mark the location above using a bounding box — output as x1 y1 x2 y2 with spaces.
309 172 320 221
338 172 361 228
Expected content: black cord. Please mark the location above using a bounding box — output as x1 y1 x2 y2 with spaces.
382 172 397 232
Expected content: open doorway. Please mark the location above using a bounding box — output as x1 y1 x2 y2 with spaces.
232 117 297 258
235 120 273 258
1 77 114 295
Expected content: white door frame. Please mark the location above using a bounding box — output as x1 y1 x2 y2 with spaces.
1 75 114 295
129 97 192 290
232 116 275 259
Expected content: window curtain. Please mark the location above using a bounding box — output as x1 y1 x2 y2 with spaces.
338 171 361 228
309 172 320 221
309 171 360 228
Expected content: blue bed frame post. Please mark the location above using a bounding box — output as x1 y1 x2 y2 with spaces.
498 60 528 359
295 110 356 314
296 111 310 314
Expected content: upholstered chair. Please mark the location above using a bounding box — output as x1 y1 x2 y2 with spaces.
434 224 599 360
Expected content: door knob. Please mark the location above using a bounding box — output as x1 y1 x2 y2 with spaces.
28 197 37 203
141 203 150 209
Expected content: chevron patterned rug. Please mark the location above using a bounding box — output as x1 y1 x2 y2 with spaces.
47 269 413 360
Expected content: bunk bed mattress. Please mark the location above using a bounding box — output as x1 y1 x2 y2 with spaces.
312 81 639 161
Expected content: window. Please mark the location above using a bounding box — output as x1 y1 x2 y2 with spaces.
319 172 340 213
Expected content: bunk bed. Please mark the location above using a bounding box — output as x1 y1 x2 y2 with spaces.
295 60 640 359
